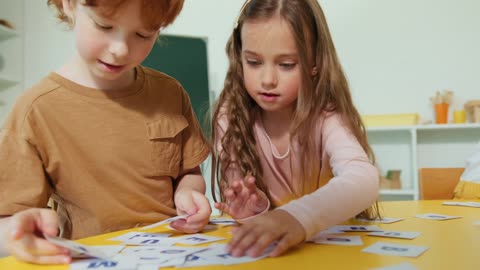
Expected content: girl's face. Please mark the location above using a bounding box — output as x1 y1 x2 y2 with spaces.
65 0 158 87
241 15 301 115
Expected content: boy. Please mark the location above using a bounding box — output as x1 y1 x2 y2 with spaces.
0 0 211 264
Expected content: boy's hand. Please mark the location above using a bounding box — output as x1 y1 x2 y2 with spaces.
226 209 306 258
4 208 71 264
171 190 212 233
214 176 269 219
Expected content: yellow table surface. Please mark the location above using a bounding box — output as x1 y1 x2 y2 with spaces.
1 200 479 270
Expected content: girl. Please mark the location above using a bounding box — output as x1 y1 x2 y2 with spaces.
211 0 380 258
0 0 211 264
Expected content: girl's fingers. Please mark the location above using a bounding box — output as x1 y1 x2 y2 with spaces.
214 202 228 212
230 228 259 257
269 234 293 257
245 177 257 193
246 233 275 257
228 224 253 251
231 181 243 195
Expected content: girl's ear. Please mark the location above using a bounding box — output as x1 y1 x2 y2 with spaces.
62 0 75 22
311 66 318 76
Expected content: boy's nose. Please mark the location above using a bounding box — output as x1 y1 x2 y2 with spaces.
108 39 129 58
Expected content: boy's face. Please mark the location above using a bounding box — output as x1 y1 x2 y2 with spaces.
67 0 158 85
240 15 301 116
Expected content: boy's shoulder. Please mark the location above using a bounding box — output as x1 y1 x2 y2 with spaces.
11 75 61 114
3 75 61 130
141 66 184 93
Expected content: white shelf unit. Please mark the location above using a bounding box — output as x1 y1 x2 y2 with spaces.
367 123 480 200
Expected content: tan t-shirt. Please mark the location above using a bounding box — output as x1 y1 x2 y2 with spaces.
0 66 210 239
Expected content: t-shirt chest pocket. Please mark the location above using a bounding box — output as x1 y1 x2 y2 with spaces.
146 115 188 178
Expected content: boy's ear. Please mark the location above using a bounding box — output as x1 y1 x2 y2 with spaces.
62 0 75 20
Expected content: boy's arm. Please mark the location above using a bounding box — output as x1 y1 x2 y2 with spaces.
174 166 206 196
171 166 211 233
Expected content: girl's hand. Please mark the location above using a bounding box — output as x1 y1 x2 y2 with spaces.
226 209 306 258
171 190 212 233
4 208 71 264
214 176 269 219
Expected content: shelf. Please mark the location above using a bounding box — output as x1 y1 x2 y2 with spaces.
380 189 415 196
0 74 18 89
367 123 480 132
0 24 18 42
416 123 480 131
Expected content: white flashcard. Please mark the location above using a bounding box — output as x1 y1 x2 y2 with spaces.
71 245 125 259
311 235 363 246
122 246 204 262
44 234 110 260
69 256 138 270
330 225 383 232
174 233 226 245
415 213 462 220
209 217 237 226
195 243 273 265
123 237 177 246
368 230 421 240
373 262 418 270
109 232 171 242
356 217 405 224
362 242 428 258
178 254 223 268
140 214 189 230
443 201 480 208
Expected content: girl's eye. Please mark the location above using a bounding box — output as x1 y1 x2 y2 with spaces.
246 59 261 66
280 63 296 69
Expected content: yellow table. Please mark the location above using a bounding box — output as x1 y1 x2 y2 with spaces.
1 200 479 270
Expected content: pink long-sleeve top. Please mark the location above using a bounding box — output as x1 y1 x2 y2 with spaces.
216 110 379 240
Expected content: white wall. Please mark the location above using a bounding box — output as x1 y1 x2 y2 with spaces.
21 0 480 123
0 0 23 124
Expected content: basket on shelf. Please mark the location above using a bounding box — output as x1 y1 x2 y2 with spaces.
380 170 402 189
465 100 480 123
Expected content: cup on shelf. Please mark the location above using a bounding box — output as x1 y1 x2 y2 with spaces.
434 103 449 124
453 110 466 124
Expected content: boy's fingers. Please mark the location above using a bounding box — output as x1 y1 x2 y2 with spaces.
9 235 71 264
169 219 188 231
38 210 60 236
9 209 59 240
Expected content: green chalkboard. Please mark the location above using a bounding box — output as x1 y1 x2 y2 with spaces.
142 34 210 134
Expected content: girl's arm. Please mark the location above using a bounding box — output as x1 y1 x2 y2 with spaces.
214 115 270 219
278 113 379 240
